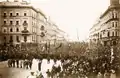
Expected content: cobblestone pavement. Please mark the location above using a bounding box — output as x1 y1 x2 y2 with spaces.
0 61 31 78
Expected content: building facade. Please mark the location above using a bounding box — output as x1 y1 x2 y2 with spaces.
89 0 120 46
0 0 67 46
46 19 68 45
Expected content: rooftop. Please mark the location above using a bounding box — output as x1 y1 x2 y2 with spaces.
0 0 46 18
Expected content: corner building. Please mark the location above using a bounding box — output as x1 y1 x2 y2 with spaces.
89 0 120 46
0 0 47 45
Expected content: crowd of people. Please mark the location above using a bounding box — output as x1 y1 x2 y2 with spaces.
7 59 32 69
0 44 120 78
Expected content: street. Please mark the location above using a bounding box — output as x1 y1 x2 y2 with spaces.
0 61 31 78
0 59 62 78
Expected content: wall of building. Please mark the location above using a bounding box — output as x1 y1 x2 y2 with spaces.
89 0 120 46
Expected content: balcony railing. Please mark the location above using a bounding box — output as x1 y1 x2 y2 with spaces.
105 18 119 24
21 30 31 35
23 23 28 26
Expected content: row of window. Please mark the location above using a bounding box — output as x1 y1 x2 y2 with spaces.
4 20 28 25
4 12 27 17
3 28 19 33
112 21 118 27
91 31 118 38
4 36 20 42
107 31 118 37
4 36 28 42
111 11 118 18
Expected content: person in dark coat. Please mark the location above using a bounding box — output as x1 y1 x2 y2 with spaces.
12 59 15 67
29 60 32 69
38 60 42 71
16 59 19 68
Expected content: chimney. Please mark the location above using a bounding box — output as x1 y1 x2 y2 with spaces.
110 0 119 5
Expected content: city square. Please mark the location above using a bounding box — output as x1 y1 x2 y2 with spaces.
0 0 120 78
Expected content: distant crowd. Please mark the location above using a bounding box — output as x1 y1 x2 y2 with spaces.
6 56 120 78
0 45 120 78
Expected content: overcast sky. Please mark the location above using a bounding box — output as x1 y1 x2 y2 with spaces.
2 0 110 41
30 0 110 41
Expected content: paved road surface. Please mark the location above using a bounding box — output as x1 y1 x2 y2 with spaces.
0 61 31 78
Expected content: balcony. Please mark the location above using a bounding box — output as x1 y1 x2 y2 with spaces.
40 32 45 37
21 30 31 35
101 36 120 41
105 17 119 24
23 23 28 26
